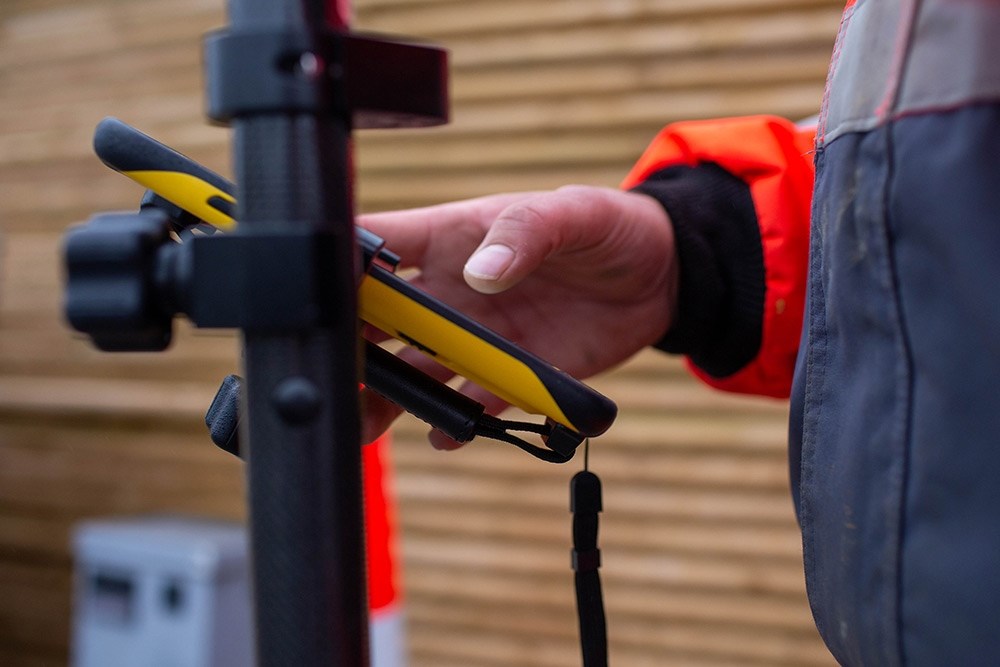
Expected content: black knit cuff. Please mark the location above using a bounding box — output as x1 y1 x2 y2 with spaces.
631 163 764 378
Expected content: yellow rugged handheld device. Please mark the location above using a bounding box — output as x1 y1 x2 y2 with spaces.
93 117 617 442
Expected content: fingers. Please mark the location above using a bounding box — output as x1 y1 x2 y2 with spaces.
361 345 515 453
360 389 403 445
428 428 465 451
359 343 459 444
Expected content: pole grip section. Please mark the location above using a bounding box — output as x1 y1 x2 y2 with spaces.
219 1 368 666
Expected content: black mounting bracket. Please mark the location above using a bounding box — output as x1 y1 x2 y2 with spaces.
206 29 449 128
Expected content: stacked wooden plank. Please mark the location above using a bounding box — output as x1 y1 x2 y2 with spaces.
0 0 841 664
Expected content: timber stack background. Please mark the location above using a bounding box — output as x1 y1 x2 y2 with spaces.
0 0 842 665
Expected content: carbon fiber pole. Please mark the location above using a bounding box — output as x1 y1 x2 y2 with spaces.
225 0 368 665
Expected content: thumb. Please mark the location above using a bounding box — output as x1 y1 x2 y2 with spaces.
462 189 584 294
462 243 519 294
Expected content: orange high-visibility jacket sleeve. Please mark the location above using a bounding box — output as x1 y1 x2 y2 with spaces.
622 116 815 397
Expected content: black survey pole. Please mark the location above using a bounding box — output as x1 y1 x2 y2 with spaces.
64 1 447 663
220 0 366 665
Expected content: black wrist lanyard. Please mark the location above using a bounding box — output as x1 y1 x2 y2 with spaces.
571 442 608 667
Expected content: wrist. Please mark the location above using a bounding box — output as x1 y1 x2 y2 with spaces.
630 163 764 378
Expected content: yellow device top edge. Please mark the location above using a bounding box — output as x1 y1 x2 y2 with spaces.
126 170 236 231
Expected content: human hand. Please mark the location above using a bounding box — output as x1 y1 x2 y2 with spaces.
358 185 678 448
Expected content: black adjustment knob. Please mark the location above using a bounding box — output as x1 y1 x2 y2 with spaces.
64 209 175 351
206 374 243 458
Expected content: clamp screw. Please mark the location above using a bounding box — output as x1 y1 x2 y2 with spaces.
272 376 321 424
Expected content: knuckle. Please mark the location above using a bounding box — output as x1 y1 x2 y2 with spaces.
497 200 548 231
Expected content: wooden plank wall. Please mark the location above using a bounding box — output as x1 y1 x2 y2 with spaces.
0 0 842 665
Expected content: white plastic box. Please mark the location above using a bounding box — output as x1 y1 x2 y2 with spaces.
72 516 253 667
